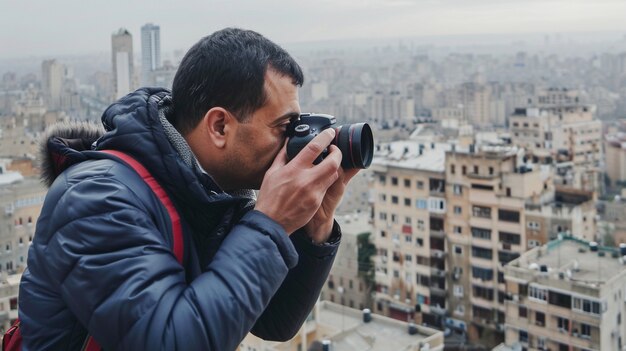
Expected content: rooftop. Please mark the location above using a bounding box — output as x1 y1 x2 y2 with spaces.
510 236 626 287
335 212 372 237
316 301 443 351
372 140 453 173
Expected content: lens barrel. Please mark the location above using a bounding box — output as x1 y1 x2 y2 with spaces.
334 123 373 169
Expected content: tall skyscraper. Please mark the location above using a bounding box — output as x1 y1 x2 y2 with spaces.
111 28 134 100
141 23 161 86
41 59 65 109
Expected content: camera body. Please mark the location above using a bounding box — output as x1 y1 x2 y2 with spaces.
286 113 373 169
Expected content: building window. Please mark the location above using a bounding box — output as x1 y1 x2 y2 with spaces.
416 181 424 189
529 286 548 302
453 226 462 234
572 297 602 315
527 221 540 230
391 196 399 204
472 266 494 281
489 167 494 175
404 178 411 188
454 206 462 214
519 330 528 343
473 165 479 174
498 209 520 223
453 285 463 297
417 220 425 230
581 323 591 338
536 311 545 326
404 198 411 207
451 164 456 174
454 246 463 255
416 238 423 246
528 240 540 248
453 185 463 195
519 306 527 318
471 227 491 240
472 206 491 219
391 177 398 186
499 232 521 245
416 199 427 209
471 246 493 260
379 175 386 184
472 285 494 301
557 317 569 331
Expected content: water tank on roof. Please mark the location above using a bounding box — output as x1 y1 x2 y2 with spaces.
363 308 372 323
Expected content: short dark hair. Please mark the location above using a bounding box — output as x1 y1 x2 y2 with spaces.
170 28 304 134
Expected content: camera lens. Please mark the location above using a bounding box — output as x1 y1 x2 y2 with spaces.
334 123 373 169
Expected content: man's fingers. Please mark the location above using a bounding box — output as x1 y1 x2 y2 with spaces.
290 129 336 167
311 145 342 189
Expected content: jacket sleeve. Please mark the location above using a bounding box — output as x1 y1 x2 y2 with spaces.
250 221 340 341
37 176 299 351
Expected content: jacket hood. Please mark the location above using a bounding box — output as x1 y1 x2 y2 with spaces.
40 120 104 187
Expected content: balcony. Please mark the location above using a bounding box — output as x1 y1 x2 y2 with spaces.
429 286 446 296
430 267 446 278
429 229 445 238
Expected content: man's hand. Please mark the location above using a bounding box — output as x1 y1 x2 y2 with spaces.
303 150 359 243
254 129 342 235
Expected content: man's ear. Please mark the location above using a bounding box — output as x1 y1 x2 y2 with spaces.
203 107 235 148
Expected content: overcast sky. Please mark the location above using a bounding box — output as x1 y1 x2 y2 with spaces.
1 0 625 58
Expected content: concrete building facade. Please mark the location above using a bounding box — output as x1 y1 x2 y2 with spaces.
501 237 626 351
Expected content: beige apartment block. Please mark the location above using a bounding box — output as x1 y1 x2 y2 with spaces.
370 141 449 328
605 133 626 187
320 212 373 312
500 237 626 351
0 273 21 332
509 104 602 192
445 145 549 347
239 301 444 351
0 171 47 274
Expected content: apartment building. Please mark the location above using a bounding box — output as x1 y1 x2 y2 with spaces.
500 237 626 351
239 301 444 351
605 132 626 188
509 104 602 192
0 273 21 332
320 212 373 312
445 145 549 346
370 141 449 328
0 170 47 274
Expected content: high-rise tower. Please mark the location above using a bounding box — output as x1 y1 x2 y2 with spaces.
141 23 161 86
111 28 134 100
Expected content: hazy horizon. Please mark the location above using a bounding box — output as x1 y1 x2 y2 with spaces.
2 0 626 59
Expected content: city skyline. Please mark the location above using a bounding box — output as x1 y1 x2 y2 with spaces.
1 0 626 58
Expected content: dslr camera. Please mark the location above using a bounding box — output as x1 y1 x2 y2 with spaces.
286 113 373 169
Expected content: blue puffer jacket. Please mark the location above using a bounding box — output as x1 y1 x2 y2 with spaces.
18 88 339 350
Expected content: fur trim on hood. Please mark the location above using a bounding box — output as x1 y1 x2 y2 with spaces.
39 121 104 187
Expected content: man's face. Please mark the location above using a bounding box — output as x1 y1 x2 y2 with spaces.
224 69 301 190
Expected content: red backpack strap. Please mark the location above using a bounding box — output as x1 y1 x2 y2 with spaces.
99 150 184 264
77 150 185 351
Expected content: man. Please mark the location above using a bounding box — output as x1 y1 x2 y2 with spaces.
19 28 358 350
